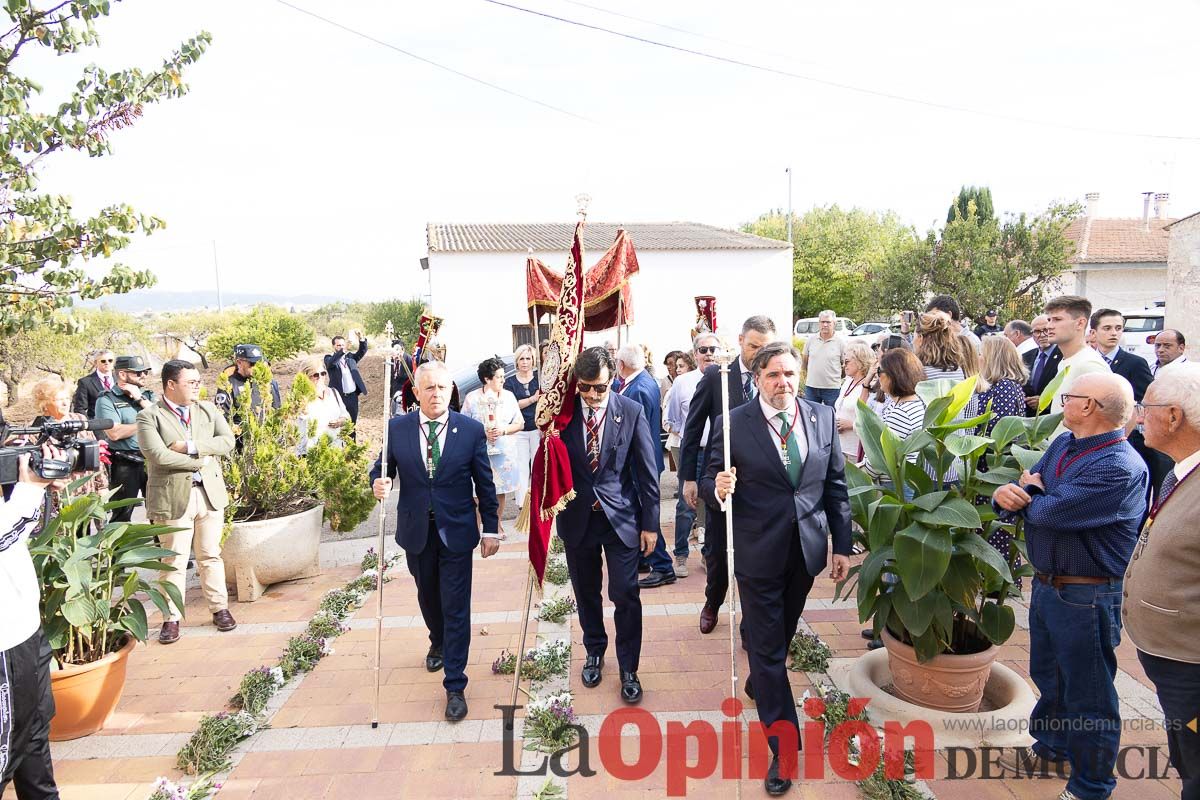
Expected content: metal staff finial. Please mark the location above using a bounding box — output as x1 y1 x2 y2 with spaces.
575 192 591 220
372 320 394 729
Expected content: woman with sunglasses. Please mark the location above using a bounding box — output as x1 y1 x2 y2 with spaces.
298 355 350 454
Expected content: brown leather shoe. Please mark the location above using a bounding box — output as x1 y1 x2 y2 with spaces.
213 610 238 632
158 621 180 644
699 603 718 635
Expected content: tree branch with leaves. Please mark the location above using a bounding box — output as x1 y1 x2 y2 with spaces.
0 1 211 336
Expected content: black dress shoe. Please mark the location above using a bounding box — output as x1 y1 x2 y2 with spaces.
620 671 643 704
861 628 874 640
426 645 444 672
765 754 793 796
744 676 754 701
867 638 884 650
445 691 467 721
638 562 652 574
582 655 603 688
638 570 676 589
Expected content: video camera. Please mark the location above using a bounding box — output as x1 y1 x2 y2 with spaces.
0 417 113 483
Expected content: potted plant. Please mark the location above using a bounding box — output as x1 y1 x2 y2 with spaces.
30 490 182 740
218 362 374 601
837 374 1064 712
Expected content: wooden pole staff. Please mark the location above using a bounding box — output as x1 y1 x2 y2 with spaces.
371 320 394 729
717 337 742 798
506 567 535 727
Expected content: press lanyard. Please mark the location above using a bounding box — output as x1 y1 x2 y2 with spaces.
771 402 800 466
1055 436 1124 478
842 379 863 399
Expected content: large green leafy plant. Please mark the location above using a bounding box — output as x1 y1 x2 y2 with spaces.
220 363 374 534
837 373 1065 663
31 490 182 666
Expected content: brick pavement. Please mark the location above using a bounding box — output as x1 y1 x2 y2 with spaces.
13 506 1184 800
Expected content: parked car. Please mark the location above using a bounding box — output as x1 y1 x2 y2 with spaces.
848 321 898 340
794 317 856 340
1120 305 1165 366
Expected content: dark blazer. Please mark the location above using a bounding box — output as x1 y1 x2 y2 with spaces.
700 399 853 579
619 370 664 472
556 393 661 549
369 410 498 555
1105 347 1154 402
325 339 368 397
1022 346 1063 415
680 361 750 480
72 371 109 417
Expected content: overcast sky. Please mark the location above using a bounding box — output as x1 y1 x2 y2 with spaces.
25 0 1200 300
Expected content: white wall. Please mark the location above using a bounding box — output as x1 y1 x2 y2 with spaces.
428 248 793 374
1064 265 1167 311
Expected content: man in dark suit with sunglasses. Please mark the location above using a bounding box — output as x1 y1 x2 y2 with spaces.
557 347 660 705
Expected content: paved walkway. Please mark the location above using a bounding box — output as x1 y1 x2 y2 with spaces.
10 495 1184 800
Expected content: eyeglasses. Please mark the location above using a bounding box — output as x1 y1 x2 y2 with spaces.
175 379 203 388
1061 393 1104 408
1032 329 1050 336
1135 402 1172 417
696 346 718 355
578 381 609 395
309 371 327 378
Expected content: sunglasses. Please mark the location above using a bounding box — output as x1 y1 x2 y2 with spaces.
578 382 609 395
99 358 115 363
309 371 327 378
696 346 718 355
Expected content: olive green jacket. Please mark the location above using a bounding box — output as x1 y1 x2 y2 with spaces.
136 400 235 521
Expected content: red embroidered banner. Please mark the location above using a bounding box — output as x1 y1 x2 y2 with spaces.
526 228 638 330
525 221 587 587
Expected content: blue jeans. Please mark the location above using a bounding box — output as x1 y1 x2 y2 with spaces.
672 456 702 557
1028 578 1123 799
804 386 840 407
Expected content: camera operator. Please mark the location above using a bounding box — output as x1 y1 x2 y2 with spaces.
0 444 70 800
95 356 156 523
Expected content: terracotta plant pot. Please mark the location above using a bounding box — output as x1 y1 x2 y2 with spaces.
881 627 998 713
49 634 136 741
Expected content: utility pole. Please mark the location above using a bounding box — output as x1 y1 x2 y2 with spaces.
212 240 223 311
785 166 793 245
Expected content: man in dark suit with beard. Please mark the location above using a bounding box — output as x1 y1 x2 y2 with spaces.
557 347 660 705
370 360 500 721
679 315 775 634
702 340 852 796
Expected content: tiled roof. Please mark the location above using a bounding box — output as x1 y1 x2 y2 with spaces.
1065 216 1175 264
426 222 792 253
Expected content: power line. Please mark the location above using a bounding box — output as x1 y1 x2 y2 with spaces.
272 0 593 124
553 0 810 65
481 0 1200 143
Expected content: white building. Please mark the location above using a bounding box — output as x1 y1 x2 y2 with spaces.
1060 192 1175 310
424 222 793 372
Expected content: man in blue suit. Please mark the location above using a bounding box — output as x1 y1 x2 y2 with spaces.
371 361 500 722
557 347 660 704
702 341 852 796
614 343 675 589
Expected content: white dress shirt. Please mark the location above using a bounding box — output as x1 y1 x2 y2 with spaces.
759 396 809 464
581 395 610 456
417 409 499 540
1016 337 1038 356
1173 448 1200 483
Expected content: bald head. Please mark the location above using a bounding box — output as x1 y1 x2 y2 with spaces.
1074 372 1134 427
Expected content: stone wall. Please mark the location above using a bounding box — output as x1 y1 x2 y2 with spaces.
1166 215 1200 349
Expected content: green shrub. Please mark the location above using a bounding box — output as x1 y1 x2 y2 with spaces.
206 305 314 363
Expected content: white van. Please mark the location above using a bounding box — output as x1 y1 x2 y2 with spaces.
1120 304 1165 366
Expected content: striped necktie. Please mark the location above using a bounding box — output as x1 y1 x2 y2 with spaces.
585 408 600 472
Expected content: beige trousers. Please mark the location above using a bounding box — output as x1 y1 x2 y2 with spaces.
158 486 227 621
